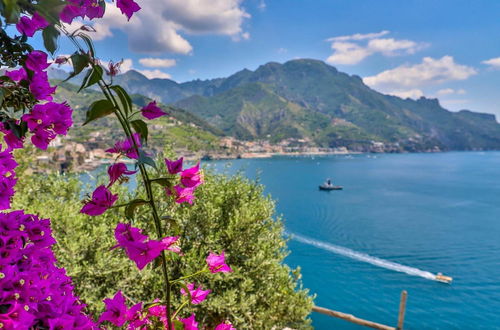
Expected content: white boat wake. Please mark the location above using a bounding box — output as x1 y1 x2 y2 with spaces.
290 233 436 280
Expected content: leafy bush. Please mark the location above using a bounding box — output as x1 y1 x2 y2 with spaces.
13 164 313 329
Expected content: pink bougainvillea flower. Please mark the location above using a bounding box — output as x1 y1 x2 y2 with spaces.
114 222 148 248
180 283 211 305
25 50 50 72
30 126 55 150
54 56 69 66
107 162 136 186
171 185 195 204
22 102 73 150
98 291 128 327
0 175 16 210
84 0 105 20
59 4 85 24
179 313 199 330
125 239 166 270
16 13 49 37
165 157 183 174
141 101 167 120
215 321 237 330
206 251 233 274
106 133 141 159
161 236 181 254
180 163 204 188
80 185 118 216
0 123 24 150
29 71 57 101
105 59 123 77
116 0 141 20
114 223 179 270
126 302 149 329
0 148 18 176
5 67 27 82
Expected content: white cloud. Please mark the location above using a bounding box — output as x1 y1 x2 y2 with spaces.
328 30 390 42
437 88 466 96
363 56 477 92
138 69 172 79
482 57 500 69
89 0 250 54
139 58 177 68
326 42 372 65
99 58 171 79
386 89 424 99
258 0 266 10
326 31 426 65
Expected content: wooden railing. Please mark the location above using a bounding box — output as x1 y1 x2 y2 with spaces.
313 290 408 330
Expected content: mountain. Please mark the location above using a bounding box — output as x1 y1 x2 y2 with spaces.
51 80 224 152
53 60 500 152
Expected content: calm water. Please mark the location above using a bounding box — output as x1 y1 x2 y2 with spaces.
206 152 500 329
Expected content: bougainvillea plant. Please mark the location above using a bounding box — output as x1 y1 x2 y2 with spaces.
0 1 235 328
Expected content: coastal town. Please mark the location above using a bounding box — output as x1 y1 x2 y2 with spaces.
34 132 356 172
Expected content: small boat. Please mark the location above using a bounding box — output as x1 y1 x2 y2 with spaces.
319 184 343 191
319 178 343 191
435 273 453 284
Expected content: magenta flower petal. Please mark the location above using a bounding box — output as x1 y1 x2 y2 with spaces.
98 291 128 327
25 50 50 72
60 4 85 24
84 0 105 20
215 321 237 330
165 157 183 174
116 0 141 20
80 185 118 216
141 101 167 120
173 185 195 204
0 175 16 210
206 251 233 274
5 67 27 82
114 222 148 248
180 162 204 188
107 162 136 186
181 283 211 305
106 133 141 159
179 313 199 330
29 71 57 101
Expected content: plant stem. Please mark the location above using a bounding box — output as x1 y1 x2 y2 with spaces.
171 300 189 321
61 29 174 330
171 268 209 284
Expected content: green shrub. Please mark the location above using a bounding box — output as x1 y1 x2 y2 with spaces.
13 165 313 329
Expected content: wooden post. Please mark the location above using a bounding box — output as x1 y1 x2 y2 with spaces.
312 306 395 330
397 290 408 330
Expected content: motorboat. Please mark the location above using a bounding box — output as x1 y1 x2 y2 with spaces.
435 273 453 284
319 179 343 191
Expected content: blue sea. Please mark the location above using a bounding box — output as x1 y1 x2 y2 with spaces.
205 152 500 329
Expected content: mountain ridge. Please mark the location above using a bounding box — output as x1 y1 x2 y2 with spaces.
49 59 500 152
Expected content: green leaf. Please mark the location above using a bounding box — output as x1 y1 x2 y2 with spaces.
3 0 20 23
131 119 148 143
151 178 171 187
34 0 66 24
110 85 132 115
42 25 60 55
172 320 184 330
124 199 148 219
64 54 89 81
83 99 115 125
78 65 103 92
77 33 96 57
138 149 156 169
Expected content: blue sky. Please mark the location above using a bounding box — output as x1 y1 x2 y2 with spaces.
36 0 500 116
